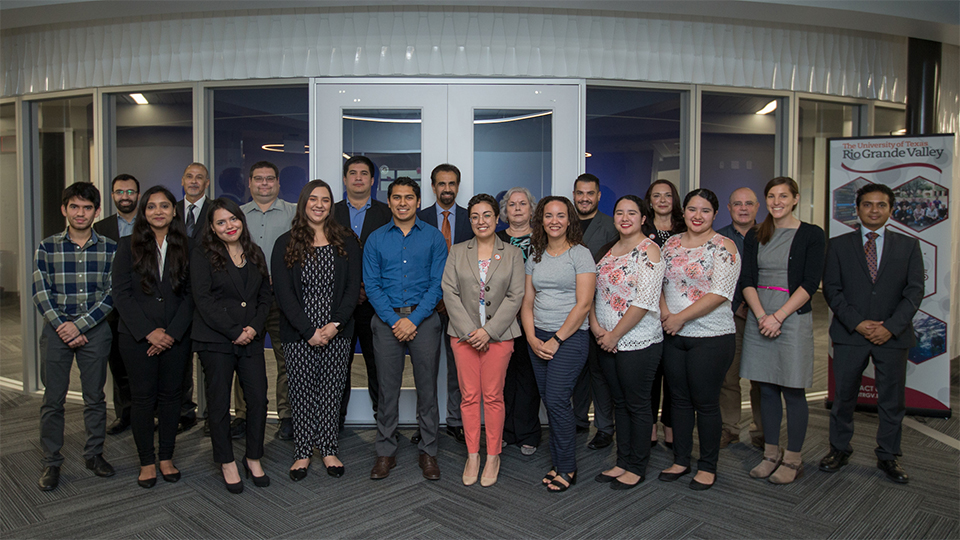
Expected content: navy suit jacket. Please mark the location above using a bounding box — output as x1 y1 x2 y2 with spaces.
418 203 473 245
176 197 212 240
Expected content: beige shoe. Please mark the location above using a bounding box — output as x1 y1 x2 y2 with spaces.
768 451 804 484
750 444 783 479
462 454 480 486
480 455 500 487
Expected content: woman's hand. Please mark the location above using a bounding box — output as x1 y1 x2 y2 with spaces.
467 328 491 351
661 313 686 335
536 336 559 360
318 323 339 344
147 344 164 356
307 328 325 347
233 326 257 346
146 328 174 350
597 331 619 354
757 314 782 338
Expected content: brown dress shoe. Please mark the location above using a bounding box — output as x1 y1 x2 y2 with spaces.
419 453 441 480
370 456 396 480
719 430 739 449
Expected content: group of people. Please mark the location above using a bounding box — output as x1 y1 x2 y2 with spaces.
892 197 947 228
33 159 924 495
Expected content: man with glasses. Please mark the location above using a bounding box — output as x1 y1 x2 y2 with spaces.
93 174 140 436
238 161 297 440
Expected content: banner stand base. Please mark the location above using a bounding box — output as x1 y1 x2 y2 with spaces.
825 400 952 419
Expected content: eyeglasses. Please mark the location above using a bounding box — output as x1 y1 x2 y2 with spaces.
252 176 278 183
113 189 138 196
730 201 756 207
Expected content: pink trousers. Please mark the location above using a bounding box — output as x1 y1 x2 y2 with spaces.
451 338 514 454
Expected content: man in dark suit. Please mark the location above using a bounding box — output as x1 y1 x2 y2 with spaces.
820 183 924 484
174 162 212 432
417 163 473 443
570 173 619 450
334 156 393 428
93 173 140 435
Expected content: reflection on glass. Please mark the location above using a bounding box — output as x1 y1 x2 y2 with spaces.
797 100 858 227
37 96 94 240
700 93 778 230
586 88 682 214
875 107 906 136
112 90 193 197
214 87 309 205
474 109 551 209
0 103 22 382
343 109 422 202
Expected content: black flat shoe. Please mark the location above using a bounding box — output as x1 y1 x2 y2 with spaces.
160 470 180 483
290 466 309 481
689 477 714 491
658 468 690 482
326 465 345 478
611 476 644 490
595 472 619 483
243 460 270 488
138 476 157 489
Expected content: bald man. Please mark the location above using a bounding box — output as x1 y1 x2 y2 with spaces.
716 187 763 449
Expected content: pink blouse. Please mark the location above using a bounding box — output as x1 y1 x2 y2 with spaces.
661 233 740 337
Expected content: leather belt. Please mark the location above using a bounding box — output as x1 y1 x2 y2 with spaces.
393 305 418 315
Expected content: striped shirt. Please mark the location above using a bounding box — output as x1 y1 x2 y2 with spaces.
33 228 117 332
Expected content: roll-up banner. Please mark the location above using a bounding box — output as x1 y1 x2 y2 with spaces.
827 134 953 418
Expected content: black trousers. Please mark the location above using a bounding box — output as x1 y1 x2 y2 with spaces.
598 342 662 476
650 362 673 429
340 300 379 423
119 334 188 466
503 325 542 447
663 333 735 474
200 349 267 463
107 318 132 423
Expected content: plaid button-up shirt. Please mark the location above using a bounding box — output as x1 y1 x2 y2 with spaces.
33 228 117 332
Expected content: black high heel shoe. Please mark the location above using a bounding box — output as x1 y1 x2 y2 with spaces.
243 459 271 488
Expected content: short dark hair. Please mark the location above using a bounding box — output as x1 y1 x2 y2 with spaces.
111 174 140 192
856 183 895 207
249 161 279 179
61 182 101 210
574 173 600 190
683 188 720 213
430 163 461 185
467 193 500 218
343 155 375 178
387 177 421 200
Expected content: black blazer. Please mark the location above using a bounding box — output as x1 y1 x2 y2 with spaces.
419 203 473 244
333 198 392 246
176 197 212 240
190 244 273 348
742 222 825 315
271 232 362 343
822 228 924 349
112 236 194 342
93 214 122 243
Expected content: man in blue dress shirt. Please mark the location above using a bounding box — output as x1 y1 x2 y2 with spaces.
364 177 448 481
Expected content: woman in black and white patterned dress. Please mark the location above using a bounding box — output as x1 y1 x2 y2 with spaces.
272 179 361 480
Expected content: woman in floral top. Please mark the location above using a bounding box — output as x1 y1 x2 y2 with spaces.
589 195 665 490
658 189 741 491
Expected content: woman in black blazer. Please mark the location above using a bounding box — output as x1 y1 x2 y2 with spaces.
272 180 361 481
113 186 193 489
191 198 273 494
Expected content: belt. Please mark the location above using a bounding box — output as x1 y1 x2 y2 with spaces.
393 305 418 315
758 285 789 292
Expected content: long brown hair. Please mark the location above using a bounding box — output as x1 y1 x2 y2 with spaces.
130 186 189 295
285 179 352 267
755 176 799 245
645 179 686 235
200 198 269 277
530 196 583 263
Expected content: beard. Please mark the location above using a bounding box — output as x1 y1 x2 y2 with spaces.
439 192 456 206
116 200 138 213
576 201 598 217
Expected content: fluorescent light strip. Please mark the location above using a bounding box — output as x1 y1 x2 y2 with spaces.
474 111 553 124
262 144 310 153
341 111 554 125
755 100 777 115
130 93 148 105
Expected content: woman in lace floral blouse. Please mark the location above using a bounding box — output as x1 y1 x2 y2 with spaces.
589 195 665 490
657 189 741 491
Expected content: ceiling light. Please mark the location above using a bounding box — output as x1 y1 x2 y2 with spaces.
130 93 148 105
893 129 907 135
755 100 777 115
585 152 592 158
262 143 310 153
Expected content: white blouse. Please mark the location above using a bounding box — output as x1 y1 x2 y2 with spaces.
661 233 740 338
595 237 665 351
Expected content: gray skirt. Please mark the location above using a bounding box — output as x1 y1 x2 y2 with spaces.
739 288 814 389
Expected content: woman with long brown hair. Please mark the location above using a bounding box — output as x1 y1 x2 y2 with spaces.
272 179 361 481
192 198 273 494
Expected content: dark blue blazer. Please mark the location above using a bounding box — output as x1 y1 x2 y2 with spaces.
418 203 473 244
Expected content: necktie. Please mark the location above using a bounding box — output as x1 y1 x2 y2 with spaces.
185 203 196 237
441 210 452 249
864 232 879 282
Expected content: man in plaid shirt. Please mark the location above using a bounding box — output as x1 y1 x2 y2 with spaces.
33 182 118 491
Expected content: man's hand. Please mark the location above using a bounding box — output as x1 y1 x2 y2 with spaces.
358 283 367 305
856 320 882 338
866 323 893 345
56 321 81 344
435 299 447 315
392 318 418 342
67 334 88 348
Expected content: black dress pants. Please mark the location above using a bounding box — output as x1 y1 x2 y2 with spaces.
598 343 661 476
503 325 542 447
200 348 267 463
340 300 379 423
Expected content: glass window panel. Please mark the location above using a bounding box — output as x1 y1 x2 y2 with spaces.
875 106 906 136
586 87 682 214
343 109 422 202
112 90 193 197
213 87 309 205
1 102 22 382
474 109 551 206
37 96 94 240
700 92 778 229
797 100 859 227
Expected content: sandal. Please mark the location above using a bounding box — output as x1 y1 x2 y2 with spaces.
548 471 577 492
542 470 557 485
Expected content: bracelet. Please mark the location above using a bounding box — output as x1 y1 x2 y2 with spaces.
772 312 783 324
551 334 564 345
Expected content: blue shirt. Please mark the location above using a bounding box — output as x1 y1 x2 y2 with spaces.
117 215 135 238
363 217 448 327
347 198 372 237
435 204 457 243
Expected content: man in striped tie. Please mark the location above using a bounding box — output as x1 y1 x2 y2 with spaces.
821 183 924 484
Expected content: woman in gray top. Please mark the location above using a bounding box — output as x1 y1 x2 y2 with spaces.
520 196 596 492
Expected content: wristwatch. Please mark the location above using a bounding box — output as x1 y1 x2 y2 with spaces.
550 334 564 345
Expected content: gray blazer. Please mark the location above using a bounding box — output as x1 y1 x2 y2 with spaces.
441 235 525 341
582 211 619 261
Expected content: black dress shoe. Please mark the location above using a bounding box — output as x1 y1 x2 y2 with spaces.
658 468 690 482
203 419 211 436
276 418 294 440
819 448 852 473
177 416 197 434
410 429 422 444
877 459 909 484
587 432 613 450
595 472 619 483
106 418 130 435
446 425 466 444
326 465 345 478
289 467 309 482
138 476 157 489
85 455 116 477
38 466 60 491
159 469 181 483
230 418 246 439
611 476 644 490
243 460 270 488
689 477 714 491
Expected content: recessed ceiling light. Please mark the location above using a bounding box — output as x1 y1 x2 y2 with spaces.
755 100 777 115
130 93 148 105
